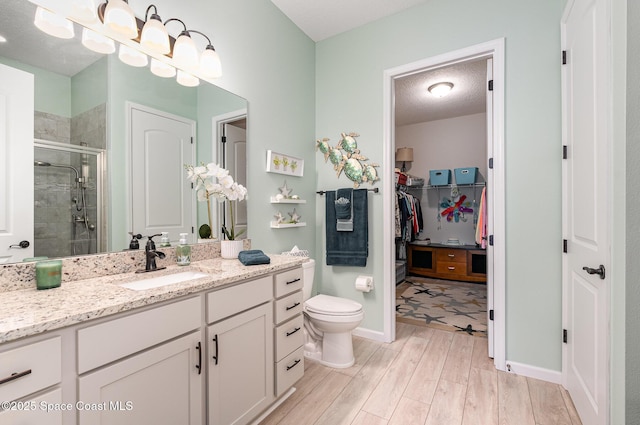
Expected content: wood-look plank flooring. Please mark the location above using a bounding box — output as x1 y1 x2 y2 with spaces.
261 323 582 425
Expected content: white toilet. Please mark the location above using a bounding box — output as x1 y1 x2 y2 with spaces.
301 259 364 368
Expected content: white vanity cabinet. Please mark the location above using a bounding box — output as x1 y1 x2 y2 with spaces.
0 336 63 425
273 268 305 397
207 276 274 425
77 297 203 425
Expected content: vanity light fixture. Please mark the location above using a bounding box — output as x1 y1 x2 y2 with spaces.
166 18 199 71
150 58 176 78
118 43 148 67
82 28 116 54
176 69 200 87
428 82 454 98
140 5 169 54
103 0 138 39
69 0 98 24
189 30 222 79
34 6 75 39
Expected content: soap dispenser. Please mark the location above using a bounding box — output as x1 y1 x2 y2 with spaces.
176 233 191 266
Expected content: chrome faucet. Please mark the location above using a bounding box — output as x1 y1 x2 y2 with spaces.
138 234 166 273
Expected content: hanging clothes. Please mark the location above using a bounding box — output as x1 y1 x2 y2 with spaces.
475 187 487 248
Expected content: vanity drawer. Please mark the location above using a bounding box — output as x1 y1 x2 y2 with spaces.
208 276 272 323
275 315 304 362
275 347 304 397
274 267 303 298
78 297 201 373
436 261 468 276
436 248 466 264
274 291 303 325
0 336 61 403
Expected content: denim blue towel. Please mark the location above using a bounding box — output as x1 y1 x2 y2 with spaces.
325 189 368 266
238 250 271 266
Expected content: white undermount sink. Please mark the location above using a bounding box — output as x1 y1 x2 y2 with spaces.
119 271 210 291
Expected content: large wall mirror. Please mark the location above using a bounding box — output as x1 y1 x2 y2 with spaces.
0 0 247 264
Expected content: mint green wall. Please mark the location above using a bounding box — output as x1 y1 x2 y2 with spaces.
196 84 247 231
71 57 107 116
316 0 565 369
140 0 317 257
0 56 71 117
107 57 198 250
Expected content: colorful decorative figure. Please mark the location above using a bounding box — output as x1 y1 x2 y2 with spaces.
315 132 380 188
440 195 474 223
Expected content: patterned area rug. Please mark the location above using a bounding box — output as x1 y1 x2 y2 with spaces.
396 277 487 337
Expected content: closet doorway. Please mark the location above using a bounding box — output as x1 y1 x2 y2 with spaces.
382 39 506 370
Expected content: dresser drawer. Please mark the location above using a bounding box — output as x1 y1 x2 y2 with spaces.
436 248 466 264
275 347 304 397
78 297 201 373
0 336 61 403
275 315 304 362
436 261 467 276
274 291 303 324
274 267 303 298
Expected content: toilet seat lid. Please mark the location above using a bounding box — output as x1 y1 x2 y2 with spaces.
305 294 363 316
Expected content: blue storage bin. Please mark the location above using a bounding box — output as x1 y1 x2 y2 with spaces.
429 169 451 186
454 167 477 184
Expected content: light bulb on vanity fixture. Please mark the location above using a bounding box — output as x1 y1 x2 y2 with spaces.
150 58 176 78
118 43 148 67
428 82 454 98
102 0 138 39
176 69 200 87
82 27 116 54
34 6 75 39
140 5 170 54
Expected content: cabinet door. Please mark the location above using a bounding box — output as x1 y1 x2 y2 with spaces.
78 331 203 425
208 302 273 425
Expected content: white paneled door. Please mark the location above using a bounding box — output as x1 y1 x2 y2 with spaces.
0 64 34 263
561 0 611 424
130 104 196 244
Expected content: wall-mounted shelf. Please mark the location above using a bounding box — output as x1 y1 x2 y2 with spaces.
270 197 306 204
403 182 486 190
270 222 306 228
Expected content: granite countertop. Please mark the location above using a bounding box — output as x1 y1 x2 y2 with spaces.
0 255 305 344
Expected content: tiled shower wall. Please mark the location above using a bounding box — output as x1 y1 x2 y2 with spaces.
33 104 105 258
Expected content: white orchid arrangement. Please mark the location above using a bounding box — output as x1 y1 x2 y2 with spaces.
185 162 248 240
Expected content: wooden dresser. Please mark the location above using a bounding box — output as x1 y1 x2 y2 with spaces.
407 243 487 283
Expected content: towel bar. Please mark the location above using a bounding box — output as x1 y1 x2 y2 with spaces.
316 188 379 195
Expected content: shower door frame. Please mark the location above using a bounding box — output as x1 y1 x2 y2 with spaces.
34 139 107 254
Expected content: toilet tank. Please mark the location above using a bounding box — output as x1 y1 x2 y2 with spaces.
301 259 315 301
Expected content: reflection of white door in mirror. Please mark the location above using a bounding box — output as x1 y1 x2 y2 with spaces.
129 103 196 245
0 64 34 263
225 123 247 239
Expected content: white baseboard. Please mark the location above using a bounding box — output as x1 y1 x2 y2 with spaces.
505 360 562 384
352 326 388 343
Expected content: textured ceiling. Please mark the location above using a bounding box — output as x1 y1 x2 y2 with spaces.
394 59 488 126
0 0 102 77
271 0 429 42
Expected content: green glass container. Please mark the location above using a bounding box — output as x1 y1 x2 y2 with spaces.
35 260 62 290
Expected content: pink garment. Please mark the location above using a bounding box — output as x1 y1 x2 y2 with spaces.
475 187 487 248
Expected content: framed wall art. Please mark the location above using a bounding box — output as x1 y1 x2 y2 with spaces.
266 150 304 177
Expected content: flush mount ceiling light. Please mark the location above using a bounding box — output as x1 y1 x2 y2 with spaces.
140 5 169 54
103 0 138 39
428 82 454 98
34 6 75 39
82 27 116 54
